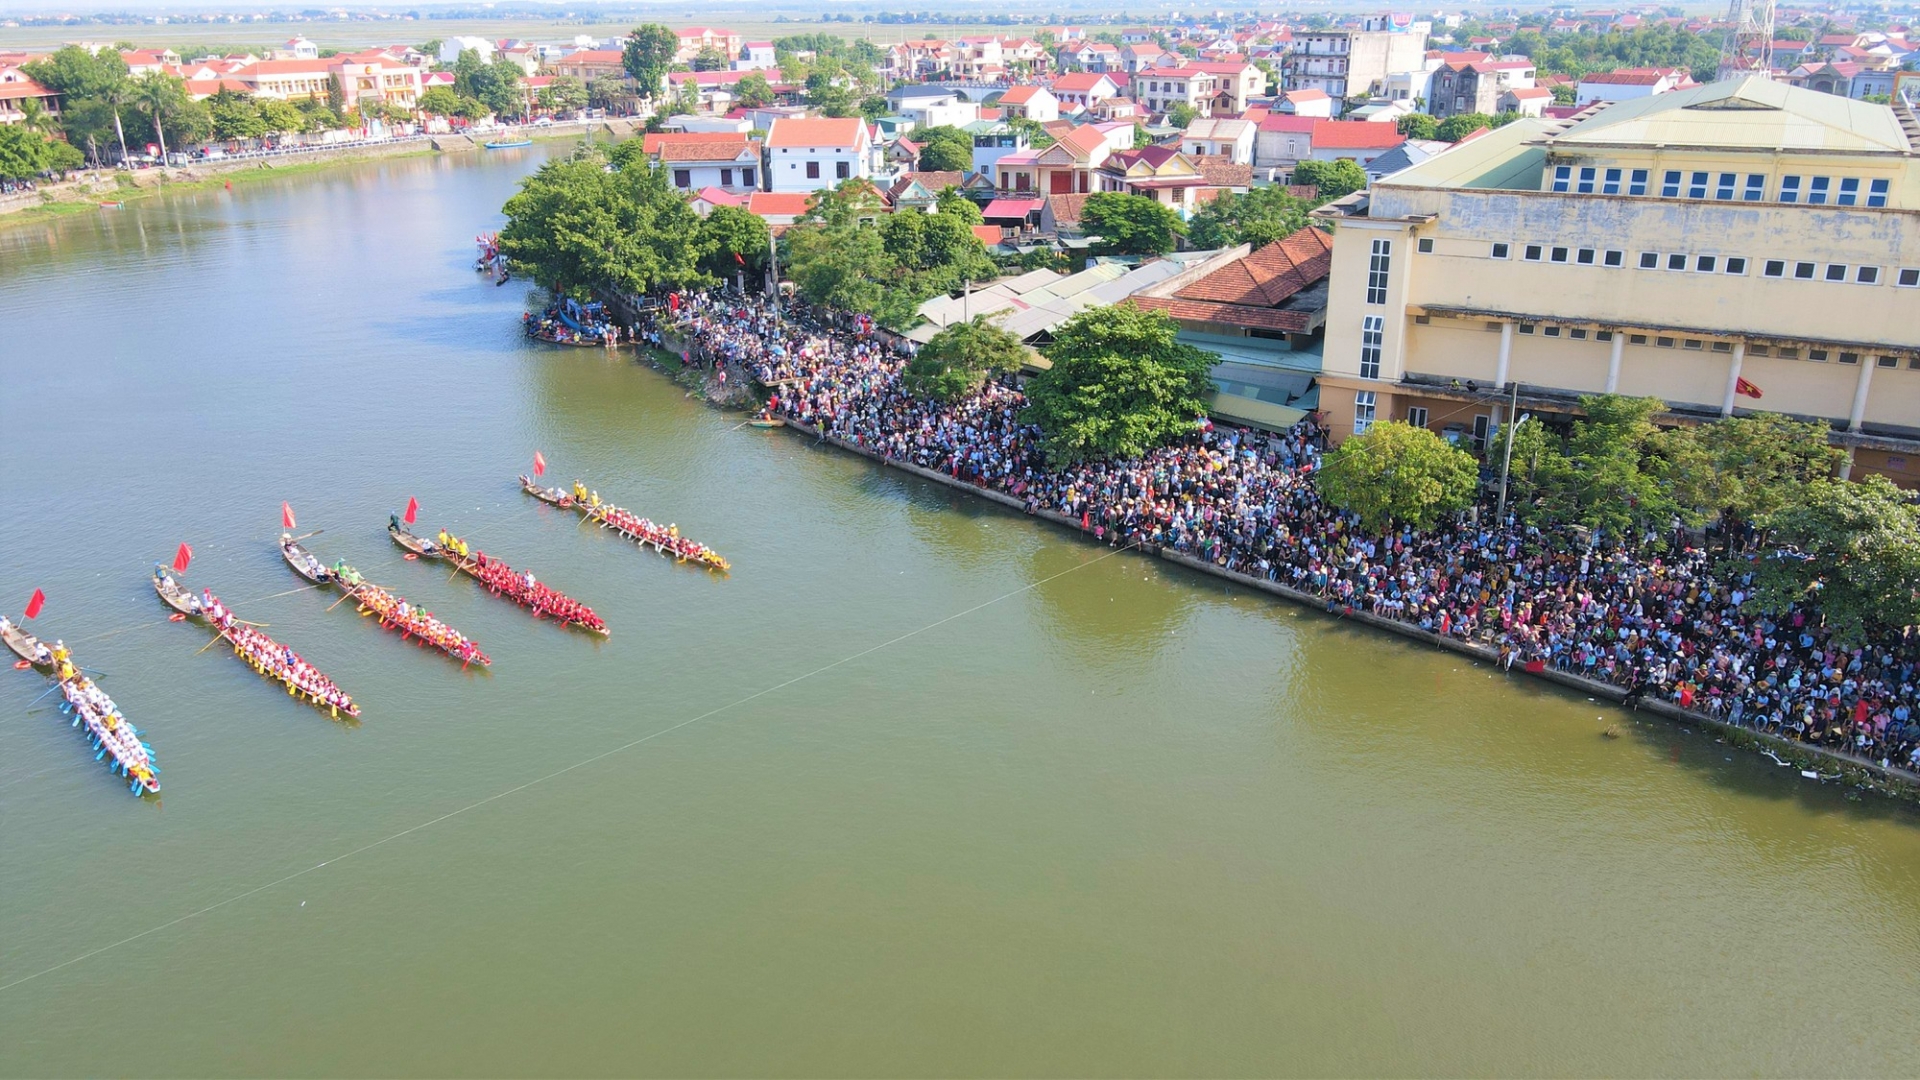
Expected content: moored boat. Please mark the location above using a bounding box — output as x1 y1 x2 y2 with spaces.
520 475 574 508
152 565 203 617
280 534 335 585
484 139 532 149
2 617 159 795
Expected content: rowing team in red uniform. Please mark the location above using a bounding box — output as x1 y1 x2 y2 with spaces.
465 551 606 633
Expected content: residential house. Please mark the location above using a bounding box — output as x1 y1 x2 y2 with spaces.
734 41 776 71
1120 42 1166 73
968 120 1029 181
1274 88 1335 118
1058 41 1121 73
1284 26 1429 102
674 27 742 65
1792 62 1897 100
1500 86 1553 116
982 194 1046 233
765 116 872 193
1189 61 1263 114
1254 114 1317 169
1050 72 1120 112
1181 117 1256 165
1306 120 1406 168
745 191 814 228
1089 96 1145 122
438 37 494 65
688 186 748 216
1574 67 1695 107
996 84 1059 122
887 170 965 211
552 49 629 85
1427 58 1536 118
0 67 60 125
1028 123 1120 195
1098 144 1209 216
660 139 762 194
1137 66 1215 118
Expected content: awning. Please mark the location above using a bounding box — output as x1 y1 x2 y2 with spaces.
981 197 1044 219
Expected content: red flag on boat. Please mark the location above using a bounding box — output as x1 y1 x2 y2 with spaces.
173 543 193 573
533 451 546 477
404 497 419 525
282 502 296 530
24 589 45 620
1735 377 1763 399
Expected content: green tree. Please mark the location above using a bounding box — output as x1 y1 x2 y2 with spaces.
622 24 679 103
1551 84 1577 105
935 186 983 223
782 219 908 323
1290 158 1367 200
733 71 775 109
418 86 467 118
257 99 308 134
537 75 588 116
1186 186 1314 249
1435 112 1494 141
0 124 62 180
1166 101 1198 128
904 316 1028 400
208 88 267 141
859 94 890 121
1314 421 1480 532
498 148 711 296
804 70 857 117
915 124 973 171
1747 476 1920 645
1395 112 1438 139
1022 304 1218 463
15 96 61 138
130 71 190 161
1080 192 1184 255
696 202 771 280
1520 394 1676 539
1658 413 1844 540
690 45 731 71
42 137 85 175
28 46 134 161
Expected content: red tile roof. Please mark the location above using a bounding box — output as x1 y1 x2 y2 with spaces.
998 84 1048 104
1051 72 1112 93
643 131 749 155
971 224 1003 245
766 116 864 149
1171 227 1332 308
1310 120 1406 151
1259 114 1317 133
658 141 759 163
747 192 814 217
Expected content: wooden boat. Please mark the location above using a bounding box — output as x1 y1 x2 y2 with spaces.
747 418 785 429
484 139 532 149
193 591 360 719
280 534 335 585
563 485 730 572
293 544 491 668
152 566 203 618
1 615 52 668
520 475 574 508
396 521 607 636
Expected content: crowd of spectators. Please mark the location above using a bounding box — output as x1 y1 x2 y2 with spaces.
644 290 1920 776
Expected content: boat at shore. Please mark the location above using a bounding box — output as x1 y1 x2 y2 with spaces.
3 615 160 795
390 522 607 635
483 139 532 149
158 571 360 719
551 479 730 572
280 536 490 667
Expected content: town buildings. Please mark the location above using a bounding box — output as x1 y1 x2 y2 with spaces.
1283 19 1428 105
764 116 872 194
1310 78 1920 486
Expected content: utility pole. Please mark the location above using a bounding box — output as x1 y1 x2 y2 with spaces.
1496 380 1523 521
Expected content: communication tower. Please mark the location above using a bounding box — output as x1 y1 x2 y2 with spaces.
1718 0 1776 82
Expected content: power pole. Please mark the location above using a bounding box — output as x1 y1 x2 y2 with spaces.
1496 381 1521 521
1718 0 1775 82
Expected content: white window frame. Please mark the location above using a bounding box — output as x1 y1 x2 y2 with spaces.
1867 179 1890 208
1896 268 1920 287
1358 316 1383 379
1365 238 1391 304
1353 390 1376 435
1406 405 1428 428
1628 168 1649 196
1779 175 1801 203
1603 249 1624 268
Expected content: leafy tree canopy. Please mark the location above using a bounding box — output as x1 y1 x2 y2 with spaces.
915 124 973 172
499 147 712 297
537 75 588 116
1080 192 1185 256
1747 475 1920 645
1022 304 1217 463
1186 185 1313 250
696 202 771 280
622 24 679 98
903 316 1028 401
1290 158 1367 201
733 71 775 109
1315 421 1480 532
1395 112 1437 139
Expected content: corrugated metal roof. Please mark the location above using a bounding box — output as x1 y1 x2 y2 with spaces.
1552 76 1911 153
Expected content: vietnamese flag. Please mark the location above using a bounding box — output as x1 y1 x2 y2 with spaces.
24 589 45 619
282 502 296 530
173 542 193 573
533 450 547 477
1736 377 1763 399
404 497 419 525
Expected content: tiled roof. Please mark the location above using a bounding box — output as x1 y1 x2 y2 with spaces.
1580 70 1668 85
659 141 759 163
766 117 865 149
747 192 814 216
1193 155 1253 187
1505 87 1553 99
1310 120 1406 150
1259 114 1317 133
971 224 1004 245
1171 227 1332 309
559 49 624 65
1051 72 1111 92
643 131 749 155
1043 192 1089 225
998 84 1047 104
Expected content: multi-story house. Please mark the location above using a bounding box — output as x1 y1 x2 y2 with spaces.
1137 67 1214 118
765 116 872 193
1050 72 1120 112
1574 66 1694 107
1427 58 1535 118
1182 117 1256 164
660 139 762 194
996 85 1060 123
1310 78 1920 486
1284 23 1428 104
673 27 742 65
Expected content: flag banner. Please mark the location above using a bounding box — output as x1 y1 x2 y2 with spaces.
404 497 419 525
282 502 296 530
24 588 45 619
533 451 547 476
1735 377 1763 399
173 543 193 573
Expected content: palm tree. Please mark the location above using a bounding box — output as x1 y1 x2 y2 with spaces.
16 96 59 137
130 72 177 164
102 79 133 165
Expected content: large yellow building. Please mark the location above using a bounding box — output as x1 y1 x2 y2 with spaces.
1312 77 1920 486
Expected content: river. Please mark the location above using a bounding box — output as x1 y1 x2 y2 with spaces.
1 144 1916 1078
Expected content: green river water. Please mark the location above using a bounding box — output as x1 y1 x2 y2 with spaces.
1 145 1917 1077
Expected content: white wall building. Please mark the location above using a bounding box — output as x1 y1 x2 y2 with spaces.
765 116 873 193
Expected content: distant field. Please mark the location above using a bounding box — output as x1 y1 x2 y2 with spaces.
0 14 1032 51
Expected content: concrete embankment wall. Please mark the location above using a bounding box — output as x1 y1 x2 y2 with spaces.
774 417 1920 799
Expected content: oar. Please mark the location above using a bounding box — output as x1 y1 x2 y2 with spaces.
195 632 226 656
288 528 325 542
28 683 60 706
327 591 355 613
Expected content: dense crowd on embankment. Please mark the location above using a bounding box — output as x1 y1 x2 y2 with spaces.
644 290 1920 778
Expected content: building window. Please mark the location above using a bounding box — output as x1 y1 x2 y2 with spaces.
1628 334 1649 345
1550 246 1569 263
1406 406 1428 428
1838 352 1859 365
1743 174 1765 201
805 161 821 179
1779 175 1801 203
1683 339 1703 350
1656 336 1676 348
1472 415 1490 452
1824 263 1847 282
836 161 851 180
1524 244 1544 261
1749 345 1771 357
1666 253 1687 271
1856 266 1879 284
1793 262 1816 280
1695 255 1716 273
1868 179 1890 208
1715 172 1736 200
1763 259 1786 277
1543 325 1562 337
1577 166 1597 194
1358 316 1383 379
1711 341 1732 352
1602 167 1623 194
719 168 733 186
1518 323 1536 334
1551 164 1571 192
1570 327 1588 340
1576 248 1596 265
742 168 755 186
1687 171 1709 199
1596 330 1614 342
1365 238 1391 304
1808 349 1828 362
1776 347 1800 360
1628 168 1649 196
1353 390 1376 435
1638 252 1660 270
1491 242 1510 259
1877 355 1898 368
1807 176 1831 205
1898 268 1920 287
1661 170 1681 197
1417 237 1434 253
1603 250 1624 268
1725 257 1747 275
1834 177 1861 206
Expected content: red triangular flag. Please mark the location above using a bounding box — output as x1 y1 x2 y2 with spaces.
533 451 547 477
282 502 296 530
173 542 193 573
404 497 419 525
24 589 45 620
734 251 745 266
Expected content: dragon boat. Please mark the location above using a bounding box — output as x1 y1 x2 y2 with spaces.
3 616 159 795
390 522 607 636
283 542 491 668
559 480 730 572
172 586 360 719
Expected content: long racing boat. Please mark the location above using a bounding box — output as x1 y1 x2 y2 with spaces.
390 521 607 635
280 537 490 668
531 478 730 572
157 574 360 719
3 615 160 795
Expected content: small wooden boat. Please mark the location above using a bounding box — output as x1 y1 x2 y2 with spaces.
389 522 444 559
484 139 532 149
747 417 785 429
280 534 335 585
520 475 574 508
152 566 203 618
1 615 53 668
